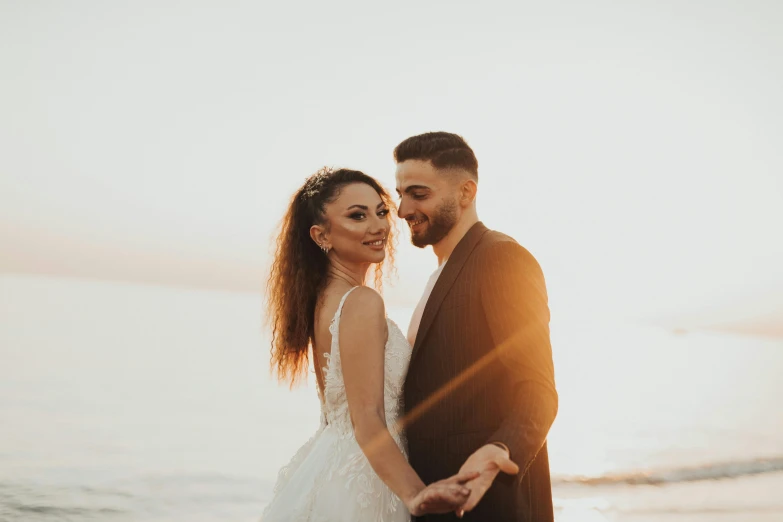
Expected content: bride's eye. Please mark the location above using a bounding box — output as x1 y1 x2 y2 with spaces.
378 209 389 217
349 212 366 220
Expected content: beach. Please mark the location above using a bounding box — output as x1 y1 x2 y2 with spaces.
1 274 781 521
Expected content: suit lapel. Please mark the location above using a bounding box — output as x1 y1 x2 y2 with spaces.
410 221 489 364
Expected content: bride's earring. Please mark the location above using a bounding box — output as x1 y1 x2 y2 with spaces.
321 244 330 254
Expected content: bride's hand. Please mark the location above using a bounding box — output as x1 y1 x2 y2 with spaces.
406 470 480 516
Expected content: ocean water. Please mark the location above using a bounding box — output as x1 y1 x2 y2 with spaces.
1 274 781 521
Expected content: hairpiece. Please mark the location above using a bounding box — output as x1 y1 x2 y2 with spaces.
300 166 333 201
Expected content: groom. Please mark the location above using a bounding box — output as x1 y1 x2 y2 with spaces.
395 132 558 521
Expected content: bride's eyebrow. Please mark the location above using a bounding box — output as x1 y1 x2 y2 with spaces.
346 202 386 211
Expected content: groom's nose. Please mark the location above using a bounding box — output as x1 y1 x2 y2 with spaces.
397 197 412 219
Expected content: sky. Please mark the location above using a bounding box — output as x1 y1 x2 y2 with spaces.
1 0 782 333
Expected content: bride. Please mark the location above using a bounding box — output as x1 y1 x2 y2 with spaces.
262 167 477 521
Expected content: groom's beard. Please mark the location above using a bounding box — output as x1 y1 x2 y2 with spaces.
410 197 458 248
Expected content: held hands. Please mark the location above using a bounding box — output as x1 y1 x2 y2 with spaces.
456 444 519 518
405 470 480 516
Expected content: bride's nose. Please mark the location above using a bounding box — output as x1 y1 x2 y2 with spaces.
369 216 388 235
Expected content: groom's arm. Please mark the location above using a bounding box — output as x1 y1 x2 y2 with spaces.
479 240 558 472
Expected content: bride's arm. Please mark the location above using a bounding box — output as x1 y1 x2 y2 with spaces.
339 287 474 515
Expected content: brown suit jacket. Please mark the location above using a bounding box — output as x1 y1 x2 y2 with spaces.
403 222 558 522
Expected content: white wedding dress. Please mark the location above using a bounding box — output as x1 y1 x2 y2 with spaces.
261 287 412 522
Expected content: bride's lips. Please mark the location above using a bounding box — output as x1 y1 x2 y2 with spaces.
363 237 386 251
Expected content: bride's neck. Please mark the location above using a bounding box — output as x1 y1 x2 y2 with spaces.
327 259 368 287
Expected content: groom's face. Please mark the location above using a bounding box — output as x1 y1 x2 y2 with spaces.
395 160 460 248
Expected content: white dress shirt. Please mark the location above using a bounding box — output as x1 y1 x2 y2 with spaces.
406 260 448 347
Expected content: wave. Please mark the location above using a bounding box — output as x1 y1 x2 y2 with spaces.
0 474 269 521
553 456 783 486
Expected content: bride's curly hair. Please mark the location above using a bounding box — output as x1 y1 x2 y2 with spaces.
266 167 397 386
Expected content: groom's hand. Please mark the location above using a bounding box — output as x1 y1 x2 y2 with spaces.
456 444 519 517
407 470 480 516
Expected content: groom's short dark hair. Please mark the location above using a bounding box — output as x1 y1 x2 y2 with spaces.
393 132 478 180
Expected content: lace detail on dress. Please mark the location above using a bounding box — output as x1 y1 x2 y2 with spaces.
322 287 357 434
261 287 412 522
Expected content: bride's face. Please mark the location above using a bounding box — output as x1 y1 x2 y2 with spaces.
319 182 391 265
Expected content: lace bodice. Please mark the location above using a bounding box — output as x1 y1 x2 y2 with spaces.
320 287 411 436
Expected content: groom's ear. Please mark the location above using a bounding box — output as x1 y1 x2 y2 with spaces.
459 178 478 206
310 224 329 250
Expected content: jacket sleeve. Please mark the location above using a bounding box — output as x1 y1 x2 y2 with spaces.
478 240 558 473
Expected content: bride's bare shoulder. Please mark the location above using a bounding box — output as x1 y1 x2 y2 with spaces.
338 287 388 352
341 286 385 319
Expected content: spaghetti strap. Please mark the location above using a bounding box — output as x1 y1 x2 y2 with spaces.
332 286 360 324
